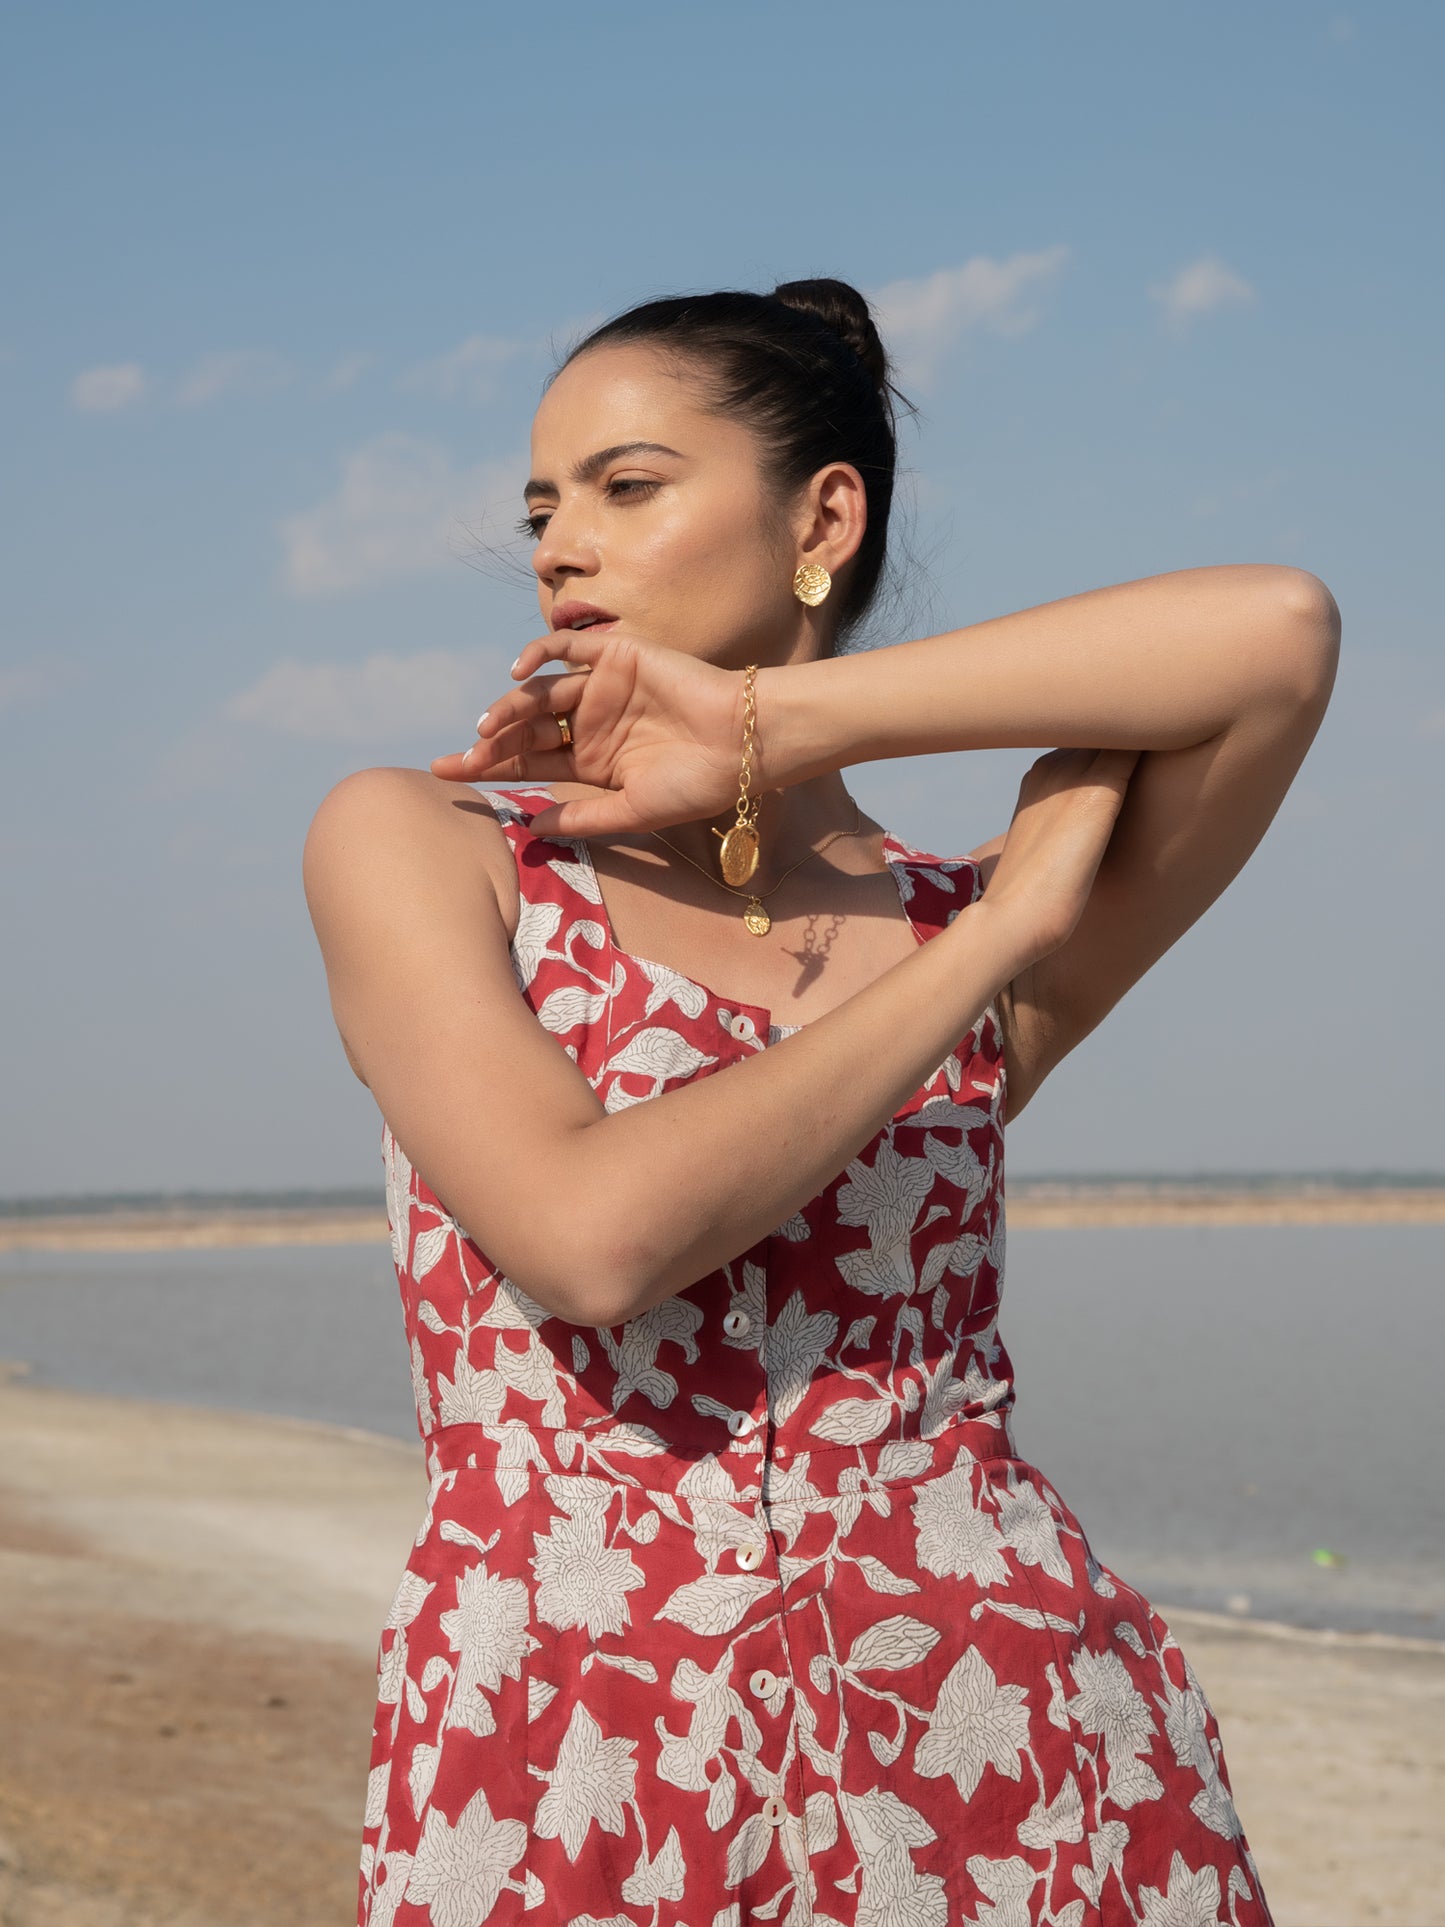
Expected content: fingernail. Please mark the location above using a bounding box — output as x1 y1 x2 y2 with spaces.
476 710 490 733
510 654 525 676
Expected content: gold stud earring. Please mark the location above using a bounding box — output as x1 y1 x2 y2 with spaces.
792 562 832 607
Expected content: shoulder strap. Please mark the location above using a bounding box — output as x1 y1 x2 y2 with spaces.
883 829 982 940
483 787 607 994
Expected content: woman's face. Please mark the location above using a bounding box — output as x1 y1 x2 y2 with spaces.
523 343 806 667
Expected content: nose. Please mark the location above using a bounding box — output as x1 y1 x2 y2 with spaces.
531 500 598 594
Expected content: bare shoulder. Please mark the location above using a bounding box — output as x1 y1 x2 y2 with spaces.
305 765 503 858
303 772 546 1089
303 768 523 930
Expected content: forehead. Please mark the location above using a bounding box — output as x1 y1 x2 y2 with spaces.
530 342 751 464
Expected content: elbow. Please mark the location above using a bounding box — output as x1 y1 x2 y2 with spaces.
1282 566 1342 649
509 1233 659 1330
504 1259 636 1330
1271 569 1342 710
469 1147 669 1329
574 1240 664 1328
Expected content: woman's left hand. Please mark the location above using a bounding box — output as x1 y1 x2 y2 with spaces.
429 625 761 839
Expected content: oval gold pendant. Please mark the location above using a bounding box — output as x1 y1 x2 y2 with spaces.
743 902 771 936
718 822 760 887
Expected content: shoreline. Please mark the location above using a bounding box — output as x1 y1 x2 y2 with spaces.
4 1360 1438 1655
0 1378 1441 1926
4 1184 1444 1253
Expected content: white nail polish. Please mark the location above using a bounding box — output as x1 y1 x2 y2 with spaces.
476 710 490 733
510 654 524 676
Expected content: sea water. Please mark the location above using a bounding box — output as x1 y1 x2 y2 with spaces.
1 1222 1440 1641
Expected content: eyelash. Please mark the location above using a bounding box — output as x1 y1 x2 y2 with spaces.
515 477 660 540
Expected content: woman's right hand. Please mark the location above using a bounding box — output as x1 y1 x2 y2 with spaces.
983 747 1142 961
429 626 759 840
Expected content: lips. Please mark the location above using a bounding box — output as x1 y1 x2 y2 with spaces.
551 601 618 633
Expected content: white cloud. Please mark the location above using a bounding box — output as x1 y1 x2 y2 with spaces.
1149 255 1256 329
324 351 373 393
872 248 1072 388
399 333 530 402
176 348 293 406
0 659 77 713
70 363 146 412
227 649 483 741
279 432 524 596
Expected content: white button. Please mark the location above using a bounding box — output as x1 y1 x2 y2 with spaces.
727 1409 757 1437
734 1541 766 1571
723 1308 751 1337
749 1668 778 1698
761 1795 787 1826
729 1013 756 1042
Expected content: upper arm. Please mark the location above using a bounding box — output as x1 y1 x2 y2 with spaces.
975 573 1341 1120
303 768 609 1315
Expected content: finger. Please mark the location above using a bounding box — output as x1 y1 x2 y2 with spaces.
1089 746 1143 786
510 629 616 680
433 746 579 786
462 709 576 775
431 710 574 781
430 750 478 782
476 669 591 740
527 791 646 839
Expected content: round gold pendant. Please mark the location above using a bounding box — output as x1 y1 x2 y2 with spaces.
718 822 760 887
743 901 771 936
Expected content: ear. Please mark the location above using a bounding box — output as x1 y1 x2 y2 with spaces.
794 462 868 576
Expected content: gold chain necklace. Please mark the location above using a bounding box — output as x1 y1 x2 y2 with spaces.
648 799 864 936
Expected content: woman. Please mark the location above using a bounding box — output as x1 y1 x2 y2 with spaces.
305 278 1338 1926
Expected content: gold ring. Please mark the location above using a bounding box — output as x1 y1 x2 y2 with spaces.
554 711 574 751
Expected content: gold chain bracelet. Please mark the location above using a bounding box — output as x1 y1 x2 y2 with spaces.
712 663 761 887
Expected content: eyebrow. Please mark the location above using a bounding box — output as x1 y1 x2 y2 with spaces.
523 441 684 504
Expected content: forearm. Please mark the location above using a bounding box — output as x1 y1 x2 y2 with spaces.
760 563 1336 783
566 895 1031 1325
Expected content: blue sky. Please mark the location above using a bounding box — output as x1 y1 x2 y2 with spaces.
2 0 1441 1195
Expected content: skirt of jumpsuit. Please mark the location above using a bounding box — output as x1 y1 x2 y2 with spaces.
355 784 1274 1927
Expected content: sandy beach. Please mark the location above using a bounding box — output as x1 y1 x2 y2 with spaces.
0 1375 1440 1927
4 1184 1444 1255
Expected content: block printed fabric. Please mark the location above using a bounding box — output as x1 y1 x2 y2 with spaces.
357 784 1273 1927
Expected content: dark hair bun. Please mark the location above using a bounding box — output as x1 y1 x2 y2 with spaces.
566 278 904 643
773 277 890 391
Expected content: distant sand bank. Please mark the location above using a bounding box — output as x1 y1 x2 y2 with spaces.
4 1185 1443 1254
0 1380 1440 1927
0 1207 392 1254
1007 1183 1445 1229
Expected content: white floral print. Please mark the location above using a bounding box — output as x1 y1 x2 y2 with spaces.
354 788 1273 1927
534 1702 639 1862
436 1558 530 1737
914 1646 1031 1800
912 1464 1011 1589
